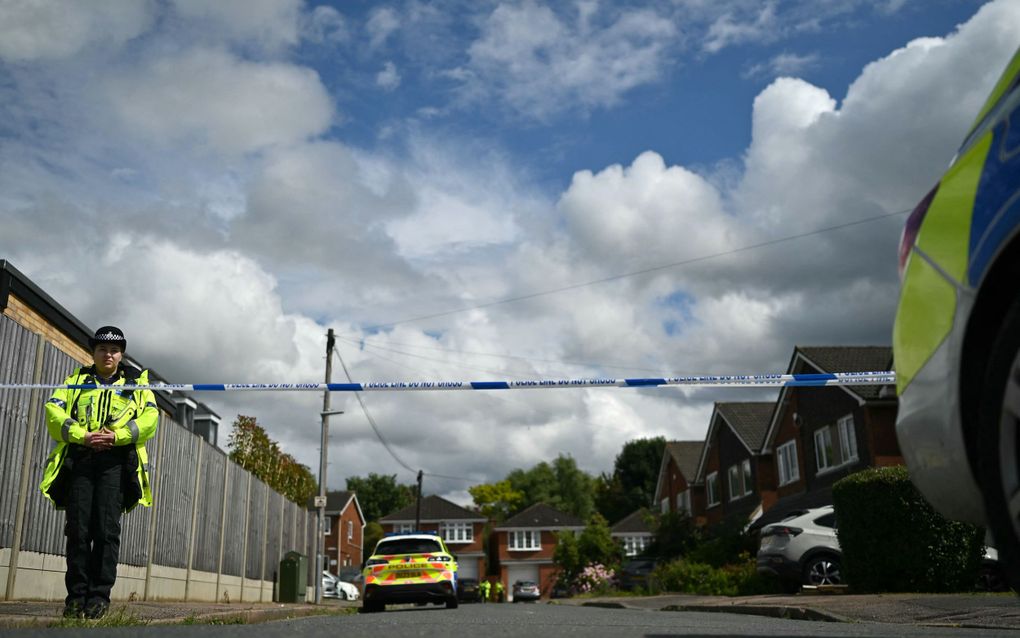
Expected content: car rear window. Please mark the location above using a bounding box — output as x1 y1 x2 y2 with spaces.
814 513 837 528
375 538 443 555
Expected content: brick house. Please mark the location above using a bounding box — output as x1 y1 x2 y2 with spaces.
751 346 901 530
378 495 488 581
610 509 655 558
321 490 365 573
694 402 776 529
493 503 584 600
652 440 704 524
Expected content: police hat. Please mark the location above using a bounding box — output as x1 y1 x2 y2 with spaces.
90 326 127 351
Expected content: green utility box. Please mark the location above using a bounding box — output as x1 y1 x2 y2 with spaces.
279 551 307 603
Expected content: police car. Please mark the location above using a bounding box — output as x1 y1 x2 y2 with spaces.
893 45 1020 587
361 532 459 613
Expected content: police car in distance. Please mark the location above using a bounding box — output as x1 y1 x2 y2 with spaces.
893 45 1020 588
360 531 459 613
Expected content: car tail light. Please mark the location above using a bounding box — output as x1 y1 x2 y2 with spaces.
898 184 939 279
763 525 803 538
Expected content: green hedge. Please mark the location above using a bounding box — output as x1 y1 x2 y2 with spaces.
832 465 984 592
650 555 778 596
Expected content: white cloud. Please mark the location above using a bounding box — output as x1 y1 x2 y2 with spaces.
459 2 677 120
367 6 400 49
703 2 778 53
105 47 334 155
743 51 819 79
0 0 155 62
376 61 402 91
303 5 348 44
170 0 303 50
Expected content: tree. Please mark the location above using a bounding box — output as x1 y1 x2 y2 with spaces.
646 510 700 561
346 473 415 522
596 437 666 523
577 513 622 570
469 480 524 522
227 415 318 505
362 521 384 562
506 454 595 520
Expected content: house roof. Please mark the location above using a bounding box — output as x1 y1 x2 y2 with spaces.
667 441 704 480
653 440 704 502
762 345 895 450
747 487 833 532
695 401 776 481
611 508 654 535
306 490 365 522
379 494 486 523
795 346 893 401
717 402 775 452
495 503 584 530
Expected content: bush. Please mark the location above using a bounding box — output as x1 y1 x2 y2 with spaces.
832 465 984 593
576 563 616 595
650 554 778 596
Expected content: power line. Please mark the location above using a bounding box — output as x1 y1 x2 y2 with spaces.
336 334 540 380
332 347 475 484
354 209 909 333
337 334 665 375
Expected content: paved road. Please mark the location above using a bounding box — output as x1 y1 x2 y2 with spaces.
9 603 1019 638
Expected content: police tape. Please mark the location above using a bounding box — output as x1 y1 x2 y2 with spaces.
1 371 895 392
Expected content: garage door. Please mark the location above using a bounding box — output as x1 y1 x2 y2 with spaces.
506 564 539 601
457 557 478 580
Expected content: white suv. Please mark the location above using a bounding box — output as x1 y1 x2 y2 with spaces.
756 506 842 593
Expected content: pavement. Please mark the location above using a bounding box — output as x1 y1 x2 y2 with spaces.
0 591 1018 630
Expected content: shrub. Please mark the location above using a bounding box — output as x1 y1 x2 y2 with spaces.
576 563 616 595
650 554 778 596
832 465 984 593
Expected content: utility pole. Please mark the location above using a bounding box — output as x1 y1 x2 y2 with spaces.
315 329 337 605
414 470 423 531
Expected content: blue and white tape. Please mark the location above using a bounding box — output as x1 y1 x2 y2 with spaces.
1 371 895 392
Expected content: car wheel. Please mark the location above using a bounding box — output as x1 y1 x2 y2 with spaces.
361 601 383 613
446 596 459 609
978 297 1020 591
338 589 348 601
802 554 842 587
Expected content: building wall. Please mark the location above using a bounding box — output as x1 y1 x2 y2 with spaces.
798 387 870 490
337 504 363 569
865 404 903 466
3 293 89 364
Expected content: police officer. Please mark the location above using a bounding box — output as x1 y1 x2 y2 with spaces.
479 578 490 603
493 579 505 603
39 326 158 619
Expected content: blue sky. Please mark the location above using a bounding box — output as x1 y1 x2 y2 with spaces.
0 0 1015 498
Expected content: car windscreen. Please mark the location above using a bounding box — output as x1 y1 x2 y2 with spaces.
375 538 443 555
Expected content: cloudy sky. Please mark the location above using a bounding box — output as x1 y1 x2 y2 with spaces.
1 0 1016 505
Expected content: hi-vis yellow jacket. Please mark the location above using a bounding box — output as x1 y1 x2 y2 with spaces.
39 365 159 512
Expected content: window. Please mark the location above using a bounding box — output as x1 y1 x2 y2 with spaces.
323 516 331 535
347 521 353 541
395 523 413 533
660 497 669 514
727 464 741 500
508 530 541 551
676 490 691 516
743 459 752 494
706 472 720 507
622 536 648 557
837 415 859 464
440 522 474 543
816 414 860 473
727 460 753 500
815 427 835 471
777 440 800 486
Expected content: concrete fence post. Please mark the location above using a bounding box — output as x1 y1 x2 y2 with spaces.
214 454 230 602
239 472 252 602
143 416 167 601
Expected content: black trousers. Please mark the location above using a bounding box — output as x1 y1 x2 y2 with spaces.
64 446 127 607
